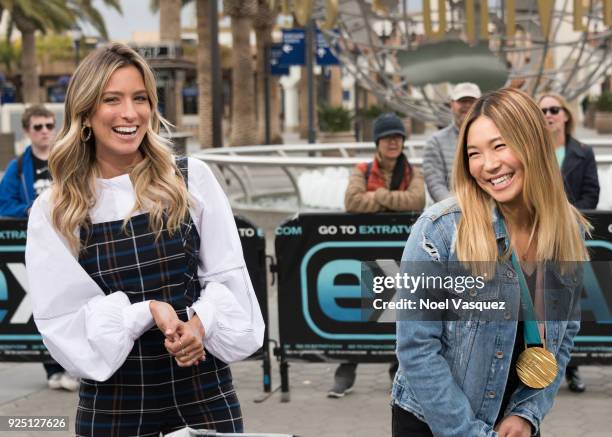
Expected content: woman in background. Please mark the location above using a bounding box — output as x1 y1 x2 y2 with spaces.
330 112 424 398
538 92 599 393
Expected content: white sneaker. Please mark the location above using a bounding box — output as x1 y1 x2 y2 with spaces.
59 373 80 392
47 373 62 390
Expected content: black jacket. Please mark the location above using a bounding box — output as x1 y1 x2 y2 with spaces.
561 135 600 209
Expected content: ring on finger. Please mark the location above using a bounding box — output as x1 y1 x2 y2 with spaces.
178 339 187 357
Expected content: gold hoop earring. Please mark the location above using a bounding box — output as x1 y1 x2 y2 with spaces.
81 126 92 142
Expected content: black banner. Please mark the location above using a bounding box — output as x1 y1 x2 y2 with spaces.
235 216 269 359
0 217 268 362
0 219 43 361
275 213 418 362
572 212 612 364
275 212 612 364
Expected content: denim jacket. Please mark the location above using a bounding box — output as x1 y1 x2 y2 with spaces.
392 197 580 437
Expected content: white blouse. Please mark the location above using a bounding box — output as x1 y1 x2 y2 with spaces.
25 157 265 381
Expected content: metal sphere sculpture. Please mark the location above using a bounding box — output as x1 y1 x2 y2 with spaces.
280 0 612 124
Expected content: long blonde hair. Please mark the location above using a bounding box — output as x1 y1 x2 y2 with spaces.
537 92 575 135
49 43 190 252
452 88 589 272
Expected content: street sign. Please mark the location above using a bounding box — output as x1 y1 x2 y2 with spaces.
316 30 340 66
278 28 341 67
270 43 290 76
279 29 306 66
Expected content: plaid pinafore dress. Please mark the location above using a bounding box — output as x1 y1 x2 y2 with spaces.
75 158 243 436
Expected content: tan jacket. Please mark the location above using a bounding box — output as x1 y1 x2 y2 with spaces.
344 156 425 213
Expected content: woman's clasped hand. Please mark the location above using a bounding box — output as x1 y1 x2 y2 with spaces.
150 300 206 367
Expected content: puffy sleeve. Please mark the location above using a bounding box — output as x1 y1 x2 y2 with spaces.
186 158 265 363
25 193 154 381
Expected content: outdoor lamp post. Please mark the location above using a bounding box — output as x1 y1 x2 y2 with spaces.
68 25 83 67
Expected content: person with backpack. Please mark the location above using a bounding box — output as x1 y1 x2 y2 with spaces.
330 112 425 398
0 105 55 217
0 105 79 391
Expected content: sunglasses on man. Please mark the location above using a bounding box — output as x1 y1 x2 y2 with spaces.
541 106 562 115
31 123 55 132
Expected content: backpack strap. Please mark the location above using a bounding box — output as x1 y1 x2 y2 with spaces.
16 153 24 178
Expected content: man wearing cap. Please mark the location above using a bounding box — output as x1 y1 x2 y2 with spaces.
344 112 425 213
331 113 424 398
423 82 481 203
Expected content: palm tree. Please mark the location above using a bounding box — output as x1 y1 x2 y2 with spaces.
154 0 183 129
157 0 181 42
224 0 258 146
195 0 213 147
299 64 317 139
151 0 214 147
253 0 282 144
0 0 121 103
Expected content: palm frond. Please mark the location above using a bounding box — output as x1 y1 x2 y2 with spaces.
71 2 108 39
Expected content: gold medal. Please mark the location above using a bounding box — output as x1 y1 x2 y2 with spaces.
516 346 558 389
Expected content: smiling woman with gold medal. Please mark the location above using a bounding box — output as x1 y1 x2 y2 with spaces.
392 88 588 437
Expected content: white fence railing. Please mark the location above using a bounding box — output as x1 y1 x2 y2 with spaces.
192 142 612 211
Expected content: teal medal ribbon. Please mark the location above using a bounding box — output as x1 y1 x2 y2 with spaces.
509 251 543 346
502 218 558 388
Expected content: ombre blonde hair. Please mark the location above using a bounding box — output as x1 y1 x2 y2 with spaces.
452 88 589 274
537 92 575 135
49 43 190 252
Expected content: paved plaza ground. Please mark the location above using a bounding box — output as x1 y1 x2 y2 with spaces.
1 128 611 436
1 360 611 436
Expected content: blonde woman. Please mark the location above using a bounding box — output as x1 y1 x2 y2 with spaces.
537 92 599 393
392 88 588 437
537 92 599 211
25 43 264 436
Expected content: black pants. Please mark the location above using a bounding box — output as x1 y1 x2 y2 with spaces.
392 404 541 437
392 404 433 437
43 361 64 378
336 360 399 379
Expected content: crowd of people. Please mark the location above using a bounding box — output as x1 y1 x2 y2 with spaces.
0 43 602 436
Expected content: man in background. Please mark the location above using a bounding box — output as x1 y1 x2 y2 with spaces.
0 105 79 391
0 105 55 216
423 82 481 202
